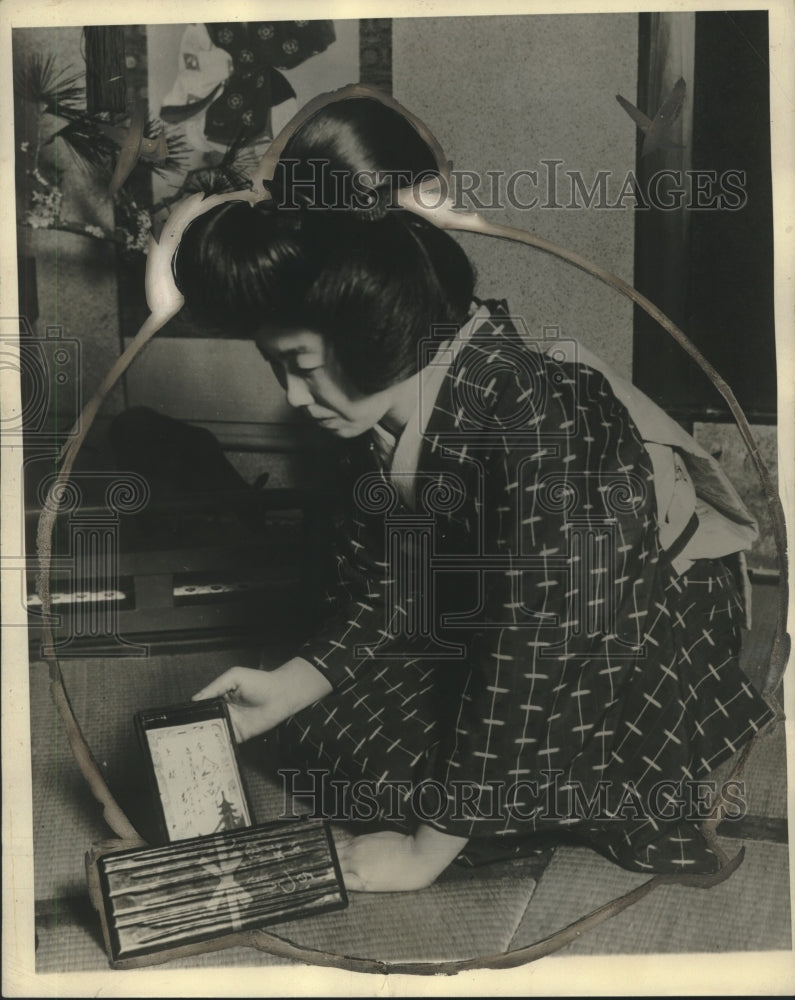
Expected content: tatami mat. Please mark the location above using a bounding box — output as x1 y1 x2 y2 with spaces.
510 837 791 955
263 855 545 965
34 896 292 973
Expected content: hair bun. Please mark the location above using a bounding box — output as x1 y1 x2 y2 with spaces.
350 184 391 223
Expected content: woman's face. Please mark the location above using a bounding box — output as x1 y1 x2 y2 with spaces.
254 327 397 438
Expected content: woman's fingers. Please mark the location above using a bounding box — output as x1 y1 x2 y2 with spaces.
334 842 365 892
192 667 244 702
191 666 281 742
341 869 366 892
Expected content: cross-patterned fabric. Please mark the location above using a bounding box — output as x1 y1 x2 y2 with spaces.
279 303 774 874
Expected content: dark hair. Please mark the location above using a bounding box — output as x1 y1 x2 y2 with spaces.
272 97 444 215
173 98 476 394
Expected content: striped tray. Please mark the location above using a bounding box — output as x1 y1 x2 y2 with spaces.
93 819 347 967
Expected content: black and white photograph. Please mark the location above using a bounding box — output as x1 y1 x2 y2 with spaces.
2 0 793 995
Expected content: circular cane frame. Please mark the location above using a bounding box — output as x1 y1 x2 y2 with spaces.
35 84 789 973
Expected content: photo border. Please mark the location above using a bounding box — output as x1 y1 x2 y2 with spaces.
2 1 792 996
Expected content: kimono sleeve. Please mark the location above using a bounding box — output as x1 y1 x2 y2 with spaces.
297 496 390 692
297 450 436 692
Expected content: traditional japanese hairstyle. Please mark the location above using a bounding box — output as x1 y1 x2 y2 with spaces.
35 83 787 858
171 95 475 393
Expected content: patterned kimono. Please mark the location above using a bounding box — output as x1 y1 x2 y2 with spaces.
278 301 774 874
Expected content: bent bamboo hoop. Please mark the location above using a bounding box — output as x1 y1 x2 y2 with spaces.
35 83 788 973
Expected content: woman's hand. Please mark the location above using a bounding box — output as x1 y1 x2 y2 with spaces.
192 657 332 742
334 825 468 893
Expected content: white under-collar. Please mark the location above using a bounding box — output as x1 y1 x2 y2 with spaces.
369 304 490 509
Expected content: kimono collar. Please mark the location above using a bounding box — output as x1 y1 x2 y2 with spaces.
369 304 492 508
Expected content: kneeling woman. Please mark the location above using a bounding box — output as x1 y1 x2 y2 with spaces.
177 95 773 891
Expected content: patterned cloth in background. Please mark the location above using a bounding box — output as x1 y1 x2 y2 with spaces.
159 21 336 145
